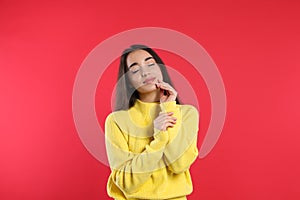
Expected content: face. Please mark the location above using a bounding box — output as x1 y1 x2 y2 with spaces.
126 49 163 94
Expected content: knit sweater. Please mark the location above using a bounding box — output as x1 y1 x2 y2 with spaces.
105 99 199 200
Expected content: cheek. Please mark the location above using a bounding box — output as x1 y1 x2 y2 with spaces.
128 75 141 87
153 66 163 78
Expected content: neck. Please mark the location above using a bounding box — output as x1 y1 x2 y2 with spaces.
138 89 160 103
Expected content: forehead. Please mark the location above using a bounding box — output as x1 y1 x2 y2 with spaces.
126 49 153 64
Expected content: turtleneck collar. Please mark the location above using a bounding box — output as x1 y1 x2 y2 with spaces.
128 99 161 126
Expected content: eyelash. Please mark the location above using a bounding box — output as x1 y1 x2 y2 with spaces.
132 63 155 73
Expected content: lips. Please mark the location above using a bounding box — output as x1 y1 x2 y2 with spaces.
143 77 155 84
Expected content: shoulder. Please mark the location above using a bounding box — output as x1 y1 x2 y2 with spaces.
179 104 199 120
179 104 198 114
105 110 128 124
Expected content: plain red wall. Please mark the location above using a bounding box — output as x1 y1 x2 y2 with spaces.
1 0 300 199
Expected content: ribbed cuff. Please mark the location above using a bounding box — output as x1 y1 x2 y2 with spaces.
153 128 169 142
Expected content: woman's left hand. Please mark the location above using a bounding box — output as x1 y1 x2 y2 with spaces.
155 79 178 103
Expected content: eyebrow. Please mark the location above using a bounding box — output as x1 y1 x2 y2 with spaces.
128 56 154 69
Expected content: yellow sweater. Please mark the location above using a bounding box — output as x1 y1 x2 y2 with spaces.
105 99 199 200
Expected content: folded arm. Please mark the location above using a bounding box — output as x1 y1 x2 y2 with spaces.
105 113 169 194
160 101 199 174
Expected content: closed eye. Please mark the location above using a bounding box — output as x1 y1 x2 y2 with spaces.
130 62 155 74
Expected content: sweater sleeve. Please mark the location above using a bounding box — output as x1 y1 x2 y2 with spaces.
105 113 169 195
160 101 199 174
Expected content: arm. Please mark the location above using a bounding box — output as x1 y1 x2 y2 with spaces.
105 113 169 194
160 101 199 174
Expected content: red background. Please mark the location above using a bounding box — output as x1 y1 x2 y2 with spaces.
1 0 300 199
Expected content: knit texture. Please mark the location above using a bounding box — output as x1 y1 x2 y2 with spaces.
105 99 199 200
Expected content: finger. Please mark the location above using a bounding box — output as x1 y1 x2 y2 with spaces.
163 89 169 96
167 117 177 123
158 112 173 117
165 122 175 128
156 114 173 122
156 116 175 125
156 116 175 124
157 81 173 88
164 118 177 125
161 116 177 124
157 84 175 94
158 79 168 85
160 88 171 97
160 88 165 97
160 115 176 121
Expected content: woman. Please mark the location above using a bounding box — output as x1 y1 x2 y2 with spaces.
105 44 199 200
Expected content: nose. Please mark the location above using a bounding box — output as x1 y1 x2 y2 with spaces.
140 65 150 77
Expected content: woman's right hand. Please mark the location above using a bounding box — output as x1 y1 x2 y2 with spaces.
154 111 177 131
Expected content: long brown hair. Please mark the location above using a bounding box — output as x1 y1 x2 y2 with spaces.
114 44 181 111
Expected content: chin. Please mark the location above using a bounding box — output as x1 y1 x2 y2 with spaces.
137 84 157 93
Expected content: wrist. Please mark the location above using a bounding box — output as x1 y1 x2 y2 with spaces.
154 128 169 142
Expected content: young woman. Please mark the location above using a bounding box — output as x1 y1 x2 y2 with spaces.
105 44 199 200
